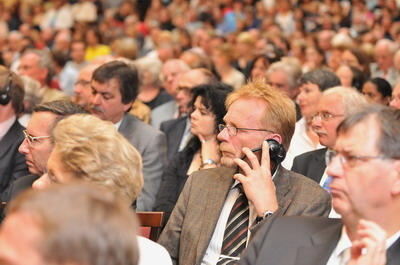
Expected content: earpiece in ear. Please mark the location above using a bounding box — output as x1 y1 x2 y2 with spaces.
0 73 12 106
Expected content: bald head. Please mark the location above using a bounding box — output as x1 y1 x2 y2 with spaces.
161 59 190 97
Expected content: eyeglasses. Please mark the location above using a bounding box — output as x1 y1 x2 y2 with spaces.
218 124 275 136
325 149 397 168
23 130 51 146
312 112 344 122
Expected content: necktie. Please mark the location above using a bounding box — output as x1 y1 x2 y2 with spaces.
217 184 249 265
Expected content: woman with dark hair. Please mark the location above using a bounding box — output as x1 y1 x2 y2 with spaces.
245 54 272 80
154 82 233 218
362 77 392 105
84 27 111 61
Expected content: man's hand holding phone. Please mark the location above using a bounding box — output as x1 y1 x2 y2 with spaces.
233 141 279 217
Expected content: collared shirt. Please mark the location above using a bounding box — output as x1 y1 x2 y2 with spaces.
114 118 123 130
201 166 280 265
178 117 192 152
0 115 16 141
326 227 400 265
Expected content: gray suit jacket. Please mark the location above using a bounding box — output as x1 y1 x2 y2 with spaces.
240 216 400 265
118 113 167 211
151 100 178 129
158 166 331 265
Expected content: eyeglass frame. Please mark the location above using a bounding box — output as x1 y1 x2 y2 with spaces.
312 112 344 122
23 130 51 146
218 124 275 136
325 149 398 168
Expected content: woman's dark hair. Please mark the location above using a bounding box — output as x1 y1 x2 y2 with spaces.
367 77 392 98
185 82 234 154
245 54 272 80
348 65 367 91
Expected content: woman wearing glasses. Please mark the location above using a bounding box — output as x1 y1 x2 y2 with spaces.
154 83 233 220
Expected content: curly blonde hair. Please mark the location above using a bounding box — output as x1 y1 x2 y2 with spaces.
52 114 143 204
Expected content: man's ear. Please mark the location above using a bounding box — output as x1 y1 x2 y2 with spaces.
265 134 282 145
391 160 400 195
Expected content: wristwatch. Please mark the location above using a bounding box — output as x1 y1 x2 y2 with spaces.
202 159 217 166
255 210 274 223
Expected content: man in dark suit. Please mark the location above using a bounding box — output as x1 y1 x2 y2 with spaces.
89 61 167 211
292 86 367 186
0 69 28 199
158 81 331 265
240 105 400 265
4 100 86 202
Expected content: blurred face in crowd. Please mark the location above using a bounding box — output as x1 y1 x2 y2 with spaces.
190 96 216 139
390 83 400 109
266 70 293 99
374 44 393 71
251 57 269 80
90 78 131 124
74 66 95 108
70 41 86 63
362 81 389 105
297 82 322 118
161 61 187 98
175 70 207 115
18 53 47 86
18 112 55 176
312 93 345 148
327 117 399 219
336 65 353 88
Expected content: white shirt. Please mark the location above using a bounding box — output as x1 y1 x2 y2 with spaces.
201 167 279 265
0 115 16 141
137 236 172 265
282 118 323 170
326 227 400 265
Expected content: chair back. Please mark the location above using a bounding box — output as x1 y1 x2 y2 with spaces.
136 211 164 241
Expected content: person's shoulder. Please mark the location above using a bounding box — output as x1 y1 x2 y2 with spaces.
293 148 326 162
280 167 327 195
137 236 172 265
124 114 164 136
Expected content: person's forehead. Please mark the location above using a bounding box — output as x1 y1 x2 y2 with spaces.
28 112 57 133
335 117 379 152
92 79 121 93
225 97 266 126
319 93 344 112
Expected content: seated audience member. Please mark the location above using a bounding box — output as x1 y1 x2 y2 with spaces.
160 68 217 161
292 86 368 186
335 64 366 91
154 83 233 219
390 82 400 109
3 101 86 202
240 105 400 265
135 57 172 110
32 114 172 265
89 61 167 211
211 43 245 90
362 77 392 105
370 39 399 86
0 183 139 265
0 68 28 198
158 80 331 265
283 69 341 169
73 63 100 110
246 54 273 80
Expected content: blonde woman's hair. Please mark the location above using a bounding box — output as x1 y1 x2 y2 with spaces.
226 80 296 150
52 114 143 204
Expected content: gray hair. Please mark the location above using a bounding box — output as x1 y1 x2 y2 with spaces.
267 61 302 90
323 86 368 116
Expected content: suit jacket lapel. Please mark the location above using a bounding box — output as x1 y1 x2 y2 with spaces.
295 221 343 265
310 148 327 183
387 236 400 265
0 120 21 157
195 167 236 263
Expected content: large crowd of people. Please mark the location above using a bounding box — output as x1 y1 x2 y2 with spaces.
0 0 400 265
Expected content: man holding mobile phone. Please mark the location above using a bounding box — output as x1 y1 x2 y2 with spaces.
159 80 331 265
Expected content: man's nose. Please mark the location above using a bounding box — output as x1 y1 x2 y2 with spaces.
18 138 29 154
